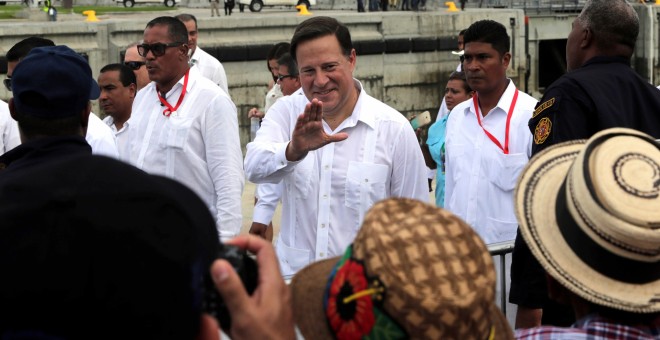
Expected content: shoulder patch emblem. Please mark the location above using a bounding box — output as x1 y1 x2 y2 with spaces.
533 97 555 118
534 117 552 145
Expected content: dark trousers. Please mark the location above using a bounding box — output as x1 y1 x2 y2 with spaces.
224 0 234 15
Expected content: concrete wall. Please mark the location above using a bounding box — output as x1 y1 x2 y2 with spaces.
15 4 660 149
0 9 528 149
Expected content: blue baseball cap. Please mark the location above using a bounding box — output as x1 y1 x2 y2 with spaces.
11 45 100 119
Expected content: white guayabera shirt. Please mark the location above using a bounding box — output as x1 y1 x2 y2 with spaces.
245 81 429 276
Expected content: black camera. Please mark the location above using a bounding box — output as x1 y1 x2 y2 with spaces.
203 244 258 332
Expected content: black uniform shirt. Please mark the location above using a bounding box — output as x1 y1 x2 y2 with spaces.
529 56 660 154
511 56 660 325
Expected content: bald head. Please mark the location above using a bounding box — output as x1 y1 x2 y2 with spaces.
124 43 150 90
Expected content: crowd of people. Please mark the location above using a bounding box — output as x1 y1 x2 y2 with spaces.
0 0 658 338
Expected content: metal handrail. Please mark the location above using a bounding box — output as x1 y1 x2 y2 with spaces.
488 240 515 316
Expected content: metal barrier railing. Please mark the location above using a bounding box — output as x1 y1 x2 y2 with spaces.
488 240 515 317
468 0 586 12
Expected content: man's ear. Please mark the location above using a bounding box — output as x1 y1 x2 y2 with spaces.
501 51 512 69
8 98 18 122
196 314 220 340
129 83 137 99
81 102 91 129
181 44 191 60
581 28 593 49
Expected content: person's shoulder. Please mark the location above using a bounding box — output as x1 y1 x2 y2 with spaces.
87 113 113 137
361 94 407 124
272 88 309 111
197 47 221 66
0 100 9 123
134 82 155 104
191 69 231 98
447 100 471 124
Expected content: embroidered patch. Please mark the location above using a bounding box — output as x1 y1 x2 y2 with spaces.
534 117 552 145
533 97 555 118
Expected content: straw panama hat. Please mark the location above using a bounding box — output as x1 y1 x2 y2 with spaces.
515 127 660 313
290 198 513 340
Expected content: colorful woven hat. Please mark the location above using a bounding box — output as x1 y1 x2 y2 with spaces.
515 127 660 313
291 198 512 340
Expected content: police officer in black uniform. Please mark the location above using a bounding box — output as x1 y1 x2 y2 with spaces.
511 0 660 328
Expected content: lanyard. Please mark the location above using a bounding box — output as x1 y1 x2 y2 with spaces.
156 69 190 117
473 89 518 154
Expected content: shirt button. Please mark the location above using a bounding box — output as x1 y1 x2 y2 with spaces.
319 252 325 257
324 165 329 170
364 178 369 183
321 224 326 228
323 194 328 199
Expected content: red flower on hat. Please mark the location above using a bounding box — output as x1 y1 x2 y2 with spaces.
325 259 376 340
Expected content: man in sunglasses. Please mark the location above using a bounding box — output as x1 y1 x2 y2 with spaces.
123 43 150 91
5 36 118 159
175 14 229 96
127 16 244 241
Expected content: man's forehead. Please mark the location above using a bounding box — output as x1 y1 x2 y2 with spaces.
464 41 496 54
144 25 172 42
98 70 121 83
124 46 142 60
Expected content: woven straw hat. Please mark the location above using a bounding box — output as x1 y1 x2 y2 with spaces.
291 198 513 340
515 127 660 313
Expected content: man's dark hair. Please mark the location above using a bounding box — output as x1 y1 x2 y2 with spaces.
290 16 353 63
458 29 467 36
267 42 290 73
145 16 189 45
174 13 198 29
100 63 137 87
277 53 298 77
6 37 55 62
448 71 472 93
578 0 638 51
463 20 510 57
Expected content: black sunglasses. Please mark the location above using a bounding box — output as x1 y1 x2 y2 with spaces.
124 61 146 70
137 42 183 57
3 77 10 92
277 74 297 82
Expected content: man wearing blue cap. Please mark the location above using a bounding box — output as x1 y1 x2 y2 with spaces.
0 45 294 340
4 36 118 158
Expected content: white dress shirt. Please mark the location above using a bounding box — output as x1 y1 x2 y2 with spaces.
0 100 20 154
103 116 130 163
244 82 429 275
127 66 244 240
251 85 294 226
444 80 537 244
190 47 229 96
87 113 119 159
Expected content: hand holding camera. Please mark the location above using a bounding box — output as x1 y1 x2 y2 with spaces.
206 235 295 339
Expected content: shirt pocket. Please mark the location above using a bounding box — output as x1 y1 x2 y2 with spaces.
275 240 311 276
487 152 527 191
159 115 194 150
293 155 314 199
344 161 390 219
486 152 528 235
